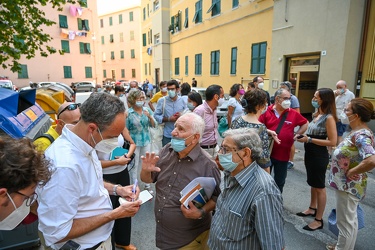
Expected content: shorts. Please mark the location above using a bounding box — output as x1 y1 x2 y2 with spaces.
336 121 348 136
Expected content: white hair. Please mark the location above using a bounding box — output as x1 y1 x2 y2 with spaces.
180 112 205 142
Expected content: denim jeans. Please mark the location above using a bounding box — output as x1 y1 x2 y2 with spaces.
270 157 288 193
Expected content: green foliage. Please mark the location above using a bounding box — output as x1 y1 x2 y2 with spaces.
0 0 84 72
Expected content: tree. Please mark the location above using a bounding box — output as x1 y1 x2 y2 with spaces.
0 0 84 72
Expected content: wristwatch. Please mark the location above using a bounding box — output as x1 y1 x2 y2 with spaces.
113 184 122 196
307 137 312 144
198 208 206 219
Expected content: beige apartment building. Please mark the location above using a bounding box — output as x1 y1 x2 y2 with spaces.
98 5 142 84
1 0 100 88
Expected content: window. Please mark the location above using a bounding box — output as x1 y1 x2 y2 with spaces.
142 33 147 46
154 33 160 44
185 56 188 75
79 42 91 54
143 8 146 20
131 49 135 58
130 31 134 41
149 29 152 43
129 11 134 21
230 47 237 74
121 69 125 78
154 0 160 11
101 36 105 45
120 50 124 59
110 34 114 43
85 66 92 78
193 0 202 24
132 69 136 78
120 32 124 42
18 64 28 79
103 69 107 78
61 40 70 53
184 8 189 28
232 0 239 8
210 50 220 75
119 14 123 24
195 53 202 75
109 17 113 26
63 66 72 78
145 63 148 75
111 51 115 60
77 18 90 31
147 4 150 17
207 0 221 16
59 15 68 28
175 58 180 75
100 19 103 28
149 63 151 75
80 0 87 7
251 42 267 74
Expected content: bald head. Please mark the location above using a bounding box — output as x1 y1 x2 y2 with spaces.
57 102 81 126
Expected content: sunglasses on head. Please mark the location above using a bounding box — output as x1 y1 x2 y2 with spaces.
57 103 81 119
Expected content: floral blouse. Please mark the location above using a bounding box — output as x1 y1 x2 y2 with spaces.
231 116 271 168
328 128 375 200
126 107 154 147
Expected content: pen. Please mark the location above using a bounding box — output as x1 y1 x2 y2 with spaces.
132 179 138 202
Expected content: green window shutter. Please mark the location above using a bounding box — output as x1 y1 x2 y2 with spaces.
85 67 92 78
110 34 114 43
251 43 260 74
79 42 85 54
18 64 28 79
85 43 91 54
184 8 188 28
230 47 237 74
131 49 135 58
142 33 147 46
59 15 68 28
101 36 105 45
259 42 267 74
80 0 87 7
233 0 239 8
111 51 115 60
129 12 133 21
83 19 90 31
61 40 70 53
120 50 124 59
132 69 136 78
103 69 107 78
185 56 188 75
119 14 123 24
121 69 125 78
175 58 180 75
109 17 113 26
63 66 72 78
77 18 83 30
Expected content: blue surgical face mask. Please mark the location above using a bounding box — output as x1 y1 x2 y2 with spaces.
119 94 124 97
311 100 320 109
218 152 239 172
170 134 194 152
136 101 144 107
187 102 195 111
168 90 176 98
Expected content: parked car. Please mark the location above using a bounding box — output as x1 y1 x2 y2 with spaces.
74 81 95 92
0 79 16 91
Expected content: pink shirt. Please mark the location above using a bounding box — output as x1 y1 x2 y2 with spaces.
194 102 218 146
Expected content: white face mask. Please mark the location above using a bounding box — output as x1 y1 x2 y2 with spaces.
261 105 268 114
339 111 356 125
161 87 167 92
258 82 264 89
281 100 291 109
136 101 144 107
0 193 30 230
218 98 225 106
92 128 119 153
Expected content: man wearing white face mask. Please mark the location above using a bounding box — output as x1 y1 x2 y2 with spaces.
36 93 142 249
148 81 168 112
259 88 308 193
335 80 355 145
154 80 187 146
0 136 52 231
209 128 284 249
253 76 270 105
140 113 221 249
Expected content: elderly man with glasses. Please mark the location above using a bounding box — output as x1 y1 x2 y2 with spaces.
259 88 308 193
208 128 285 250
34 102 81 152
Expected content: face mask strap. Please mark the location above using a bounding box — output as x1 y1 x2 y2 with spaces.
6 193 17 210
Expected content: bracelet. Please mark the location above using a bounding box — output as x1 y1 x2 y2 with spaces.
198 208 206 219
113 184 122 196
307 137 312 143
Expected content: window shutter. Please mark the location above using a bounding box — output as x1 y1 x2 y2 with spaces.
77 18 83 30
79 42 85 54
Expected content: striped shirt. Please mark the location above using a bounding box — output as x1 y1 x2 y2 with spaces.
208 162 285 250
306 114 330 137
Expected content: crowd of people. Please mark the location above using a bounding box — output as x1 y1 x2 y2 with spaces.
0 77 374 250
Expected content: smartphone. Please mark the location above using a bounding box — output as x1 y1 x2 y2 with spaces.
297 134 304 139
60 240 81 250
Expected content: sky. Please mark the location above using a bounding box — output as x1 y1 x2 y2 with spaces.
96 0 141 16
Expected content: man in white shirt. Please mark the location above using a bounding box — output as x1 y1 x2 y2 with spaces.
335 80 355 144
37 93 141 250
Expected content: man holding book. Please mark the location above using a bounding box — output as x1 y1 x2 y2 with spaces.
140 112 221 250
208 128 285 250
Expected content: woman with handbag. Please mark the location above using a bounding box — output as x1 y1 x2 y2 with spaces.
296 88 337 231
126 90 155 192
326 98 375 250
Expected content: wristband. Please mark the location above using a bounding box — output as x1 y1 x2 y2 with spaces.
198 208 206 219
307 137 312 144
113 184 122 196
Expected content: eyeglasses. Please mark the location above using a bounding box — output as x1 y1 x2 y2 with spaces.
218 146 240 154
279 96 291 101
343 108 352 113
14 191 38 207
57 103 81 119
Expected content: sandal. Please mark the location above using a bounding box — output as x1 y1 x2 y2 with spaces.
303 218 324 231
296 207 317 217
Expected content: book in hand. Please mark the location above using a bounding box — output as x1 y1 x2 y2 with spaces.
179 177 216 209
110 147 128 160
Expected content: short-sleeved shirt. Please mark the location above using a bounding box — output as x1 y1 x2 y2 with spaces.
151 143 221 249
335 90 355 114
33 125 59 152
208 162 285 250
126 107 154 147
259 105 308 161
150 91 165 104
227 97 244 122
193 102 218 146
231 117 271 168
290 95 300 109
329 129 375 200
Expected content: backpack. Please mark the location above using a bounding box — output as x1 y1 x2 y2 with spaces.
34 133 55 144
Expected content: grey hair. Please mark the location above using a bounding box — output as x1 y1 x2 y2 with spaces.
80 92 125 131
179 112 205 142
275 88 287 97
223 128 262 161
127 89 143 105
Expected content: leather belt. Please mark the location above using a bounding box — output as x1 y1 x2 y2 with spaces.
86 241 103 250
201 143 217 149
